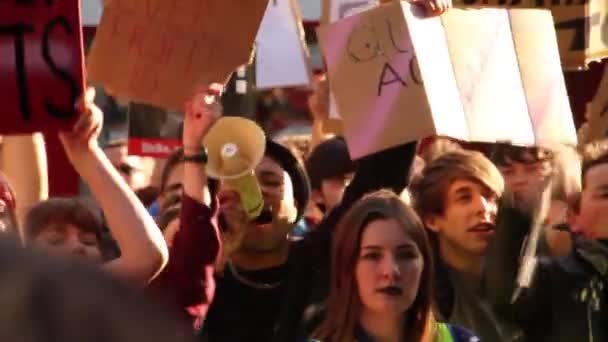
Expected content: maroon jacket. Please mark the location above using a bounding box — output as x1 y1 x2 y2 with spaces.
150 194 221 329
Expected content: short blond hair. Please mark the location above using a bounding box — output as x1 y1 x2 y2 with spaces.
421 137 463 164
411 150 504 220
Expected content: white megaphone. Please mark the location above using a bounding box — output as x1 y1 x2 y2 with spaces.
203 116 267 220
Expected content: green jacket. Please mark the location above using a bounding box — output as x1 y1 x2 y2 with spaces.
308 322 478 342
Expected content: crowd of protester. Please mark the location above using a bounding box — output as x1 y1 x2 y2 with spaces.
2 1 608 342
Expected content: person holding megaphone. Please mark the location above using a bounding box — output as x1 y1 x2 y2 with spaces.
155 83 418 342
150 83 309 331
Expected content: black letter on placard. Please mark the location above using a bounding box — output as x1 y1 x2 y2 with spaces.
555 13 600 51
409 56 422 85
387 20 409 53
0 24 35 121
378 63 407 96
42 16 79 120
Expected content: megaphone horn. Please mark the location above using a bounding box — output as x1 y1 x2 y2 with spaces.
203 116 267 220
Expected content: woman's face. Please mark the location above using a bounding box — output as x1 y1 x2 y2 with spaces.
355 219 424 317
33 224 102 263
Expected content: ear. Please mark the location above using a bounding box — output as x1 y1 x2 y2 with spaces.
424 215 442 233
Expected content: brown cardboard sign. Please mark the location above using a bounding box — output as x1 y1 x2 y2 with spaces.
318 2 576 159
86 0 268 111
321 0 381 135
452 0 608 70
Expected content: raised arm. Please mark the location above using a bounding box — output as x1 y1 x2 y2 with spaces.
59 88 168 286
150 85 223 328
308 75 333 150
2 134 48 235
483 197 553 330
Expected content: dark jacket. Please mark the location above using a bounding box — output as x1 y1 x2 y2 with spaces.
433 234 524 342
485 205 608 342
149 194 221 329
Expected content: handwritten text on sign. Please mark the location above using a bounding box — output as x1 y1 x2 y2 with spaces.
324 0 380 122
0 0 84 134
318 4 427 158
86 0 268 111
346 19 422 96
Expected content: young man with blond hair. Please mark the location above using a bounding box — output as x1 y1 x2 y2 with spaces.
411 149 523 342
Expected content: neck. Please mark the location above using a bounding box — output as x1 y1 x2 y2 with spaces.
439 239 483 276
359 310 404 342
231 241 290 271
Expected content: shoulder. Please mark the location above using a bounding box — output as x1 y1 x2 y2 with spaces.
439 323 480 342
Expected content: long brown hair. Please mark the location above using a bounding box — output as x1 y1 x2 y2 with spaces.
316 190 435 342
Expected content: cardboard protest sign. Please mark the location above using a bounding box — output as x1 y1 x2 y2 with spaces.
452 0 608 70
578 64 608 144
128 103 182 158
0 1 85 134
321 0 380 133
87 0 269 111
318 2 576 159
256 0 312 89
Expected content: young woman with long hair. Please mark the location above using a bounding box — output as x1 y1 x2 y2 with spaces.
313 190 477 342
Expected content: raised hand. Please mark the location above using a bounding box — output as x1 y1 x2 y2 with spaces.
58 87 103 164
308 75 329 123
412 0 451 16
183 83 224 154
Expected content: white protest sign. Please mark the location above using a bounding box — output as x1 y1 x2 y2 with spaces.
318 1 576 159
256 0 312 89
81 0 103 26
453 0 608 70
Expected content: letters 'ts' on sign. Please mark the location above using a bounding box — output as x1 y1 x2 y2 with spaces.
317 1 576 160
452 0 608 70
86 0 269 111
0 0 85 134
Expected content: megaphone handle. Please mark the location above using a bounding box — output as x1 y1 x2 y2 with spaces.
226 172 264 220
